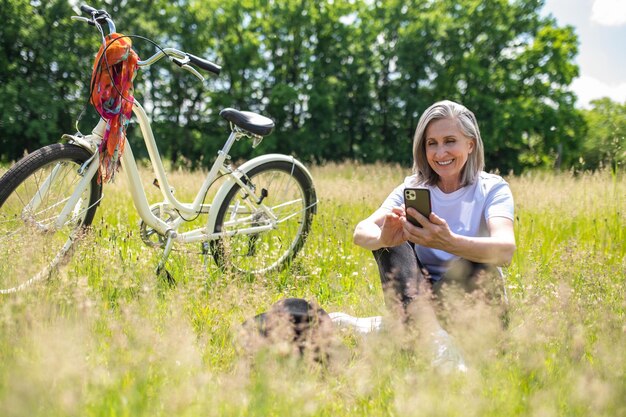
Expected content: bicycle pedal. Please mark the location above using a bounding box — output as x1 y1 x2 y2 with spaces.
201 241 210 255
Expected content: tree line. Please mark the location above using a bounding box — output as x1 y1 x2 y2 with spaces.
1 0 623 173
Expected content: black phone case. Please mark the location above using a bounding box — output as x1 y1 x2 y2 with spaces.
403 188 431 227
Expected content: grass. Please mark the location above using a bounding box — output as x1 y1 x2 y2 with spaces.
0 163 624 416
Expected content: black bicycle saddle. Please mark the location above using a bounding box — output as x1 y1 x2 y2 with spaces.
219 108 275 136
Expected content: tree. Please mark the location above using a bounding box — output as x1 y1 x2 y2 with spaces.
0 0 96 161
579 98 626 171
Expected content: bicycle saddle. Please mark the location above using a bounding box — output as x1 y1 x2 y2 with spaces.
219 108 275 136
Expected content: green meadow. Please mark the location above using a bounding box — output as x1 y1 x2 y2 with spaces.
1 163 624 416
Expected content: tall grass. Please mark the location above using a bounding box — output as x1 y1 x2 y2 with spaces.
0 164 624 416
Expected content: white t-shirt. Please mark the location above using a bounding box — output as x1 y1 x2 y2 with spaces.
380 171 514 281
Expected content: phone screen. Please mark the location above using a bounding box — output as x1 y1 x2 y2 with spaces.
403 188 431 227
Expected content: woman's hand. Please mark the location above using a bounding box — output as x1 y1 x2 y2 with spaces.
402 208 453 250
378 206 407 248
353 206 408 250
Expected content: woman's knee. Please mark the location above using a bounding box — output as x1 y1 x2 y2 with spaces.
372 243 422 309
372 243 419 281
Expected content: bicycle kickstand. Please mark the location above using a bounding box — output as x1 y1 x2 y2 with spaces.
156 230 177 286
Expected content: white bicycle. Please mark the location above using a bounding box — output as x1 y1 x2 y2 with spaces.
0 5 317 293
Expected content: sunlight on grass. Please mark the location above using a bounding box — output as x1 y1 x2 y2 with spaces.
0 164 624 416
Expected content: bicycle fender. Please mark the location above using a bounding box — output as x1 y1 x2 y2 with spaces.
61 119 107 154
206 154 315 232
62 133 98 153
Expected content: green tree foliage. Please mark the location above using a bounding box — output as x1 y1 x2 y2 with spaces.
579 98 626 171
1 0 588 173
0 0 96 158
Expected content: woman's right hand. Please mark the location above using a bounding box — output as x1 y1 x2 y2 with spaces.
354 206 407 250
378 206 407 248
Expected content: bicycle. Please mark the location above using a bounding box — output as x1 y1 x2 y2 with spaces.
0 5 317 294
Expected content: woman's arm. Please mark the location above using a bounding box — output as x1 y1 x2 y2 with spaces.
353 207 407 250
449 216 516 265
403 209 516 266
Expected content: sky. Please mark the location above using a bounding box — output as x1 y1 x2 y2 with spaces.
542 0 626 108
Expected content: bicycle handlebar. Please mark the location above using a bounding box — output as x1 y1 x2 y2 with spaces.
80 4 97 14
76 4 221 77
187 53 221 75
77 4 116 33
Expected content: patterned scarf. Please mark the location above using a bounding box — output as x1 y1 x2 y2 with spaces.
90 33 139 183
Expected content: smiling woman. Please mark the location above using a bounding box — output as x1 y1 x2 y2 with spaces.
353 100 517 370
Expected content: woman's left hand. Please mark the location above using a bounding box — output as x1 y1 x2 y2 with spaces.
402 208 454 250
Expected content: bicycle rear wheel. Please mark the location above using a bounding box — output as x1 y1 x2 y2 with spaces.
211 160 316 274
0 144 102 293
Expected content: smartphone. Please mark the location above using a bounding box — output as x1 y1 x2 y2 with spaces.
403 188 431 227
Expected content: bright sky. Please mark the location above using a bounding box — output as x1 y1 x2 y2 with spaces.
542 0 626 108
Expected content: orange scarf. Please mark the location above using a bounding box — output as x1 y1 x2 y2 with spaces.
90 33 139 183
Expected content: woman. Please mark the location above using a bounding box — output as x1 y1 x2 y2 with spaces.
353 100 516 340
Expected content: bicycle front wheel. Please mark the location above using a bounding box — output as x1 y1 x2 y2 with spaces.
0 144 102 293
211 160 316 274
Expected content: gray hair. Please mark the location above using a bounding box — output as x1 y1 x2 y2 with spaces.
411 100 485 187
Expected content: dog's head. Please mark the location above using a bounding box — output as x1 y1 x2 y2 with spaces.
243 298 335 361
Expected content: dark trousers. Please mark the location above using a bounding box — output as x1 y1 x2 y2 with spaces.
373 243 508 326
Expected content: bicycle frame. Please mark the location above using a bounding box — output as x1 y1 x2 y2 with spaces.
60 99 308 247
125 100 282 243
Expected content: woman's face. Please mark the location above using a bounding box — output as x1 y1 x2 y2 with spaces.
424 117 475 189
